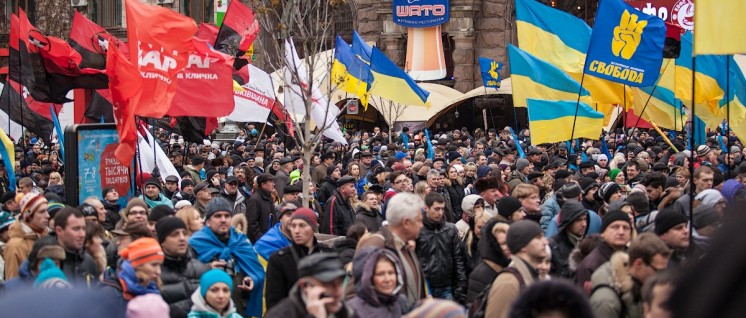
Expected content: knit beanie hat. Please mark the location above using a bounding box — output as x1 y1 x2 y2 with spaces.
102 186 116 200
125 198 149 217
601 211 632 232
598 182 622 203
0 211 15 231
326 165 339 177
120 238 164 268
148 205 174 223
200 269 233 298
694 189 724 208
126 294 170 318
721 179 745 203
33 258 70 289
693 205 721 230
507 220 543 254
290 207 318 229
559 182 582 199
180 179 194 189
654 210 689 235
497 197 523 220
143 178 162 191
155 217 187 243
516 158 531 172
205 197 233 220
609 168 622 182
19 193 48 222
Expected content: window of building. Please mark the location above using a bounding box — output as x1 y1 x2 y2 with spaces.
181 0 213 24
92 0 122 28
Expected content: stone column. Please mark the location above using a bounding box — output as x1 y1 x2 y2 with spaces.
451 28 476 92
375 1 407 66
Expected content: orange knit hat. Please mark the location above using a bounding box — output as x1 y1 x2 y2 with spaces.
120 237 164 267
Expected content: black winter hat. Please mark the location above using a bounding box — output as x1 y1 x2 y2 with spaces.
655 209 689 235
101 187 116 200
497 197 523 220
507 220 543 254
148 205 174 223
601 211 632 232
143 178 162 191
559 183 582 199
156 217 187 243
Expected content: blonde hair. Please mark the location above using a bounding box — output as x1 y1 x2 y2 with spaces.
175 207 201 236
49 172 63 185
512 183 539 200
414 181 430 199
465 210 492 258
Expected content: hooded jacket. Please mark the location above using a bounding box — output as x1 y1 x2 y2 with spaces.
466 219 511 304
549 201 589 279
318 176 337 205
187 288 243 318
220 190 246 216
3 221 45 279
162 249 211 318
347 248 406 317
415 214 467 301
589 252 643 318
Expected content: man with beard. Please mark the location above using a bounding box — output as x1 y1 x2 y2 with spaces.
189 197 265 317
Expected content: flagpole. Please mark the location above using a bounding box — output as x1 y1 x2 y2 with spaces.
726 58 731 178
688 53 696 244
627 60 672 146
569 72 588 141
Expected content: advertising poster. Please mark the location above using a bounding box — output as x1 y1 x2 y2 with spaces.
77 129 132 206
625 0 694 31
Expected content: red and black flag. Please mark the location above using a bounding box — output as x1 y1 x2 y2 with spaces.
68 12 126 70
0 79 61 144
8 10 63 103
176 117 218 144
214 0 260 70
84 89 115 123
269 102 297 150
663 22 683 59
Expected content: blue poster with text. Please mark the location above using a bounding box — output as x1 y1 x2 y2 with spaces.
393 0 450 28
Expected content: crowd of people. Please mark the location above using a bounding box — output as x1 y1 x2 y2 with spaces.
0 123 745 318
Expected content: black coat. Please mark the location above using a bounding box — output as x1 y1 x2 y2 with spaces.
319 190 355 236
318 177 337 206
466 219 511 303
549 202 588 279
264 283 356 318
446 182 466 220
415 216 467 300
102 201 121 231
264 240 333 310
60 248 100 283
244 188 275 243
160 250 210 318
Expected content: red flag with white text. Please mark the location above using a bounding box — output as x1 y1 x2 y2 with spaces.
125 0 197 118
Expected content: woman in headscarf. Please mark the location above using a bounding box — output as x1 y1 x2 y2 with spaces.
347 247 407 316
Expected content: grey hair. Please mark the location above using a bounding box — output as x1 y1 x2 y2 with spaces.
426 169 441 179
386 193 424 226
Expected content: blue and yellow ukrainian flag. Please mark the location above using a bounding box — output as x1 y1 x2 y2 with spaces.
515 0 626 105
527 99 604 144
630 59 687 130
352 31 372 63
508 44 593 108
675 32 728 128
332 36 374 108
694 0 746 55
369 46 429 107
479 57 502 89
0 127 15 191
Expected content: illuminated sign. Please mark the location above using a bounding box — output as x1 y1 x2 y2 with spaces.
393 0 450 28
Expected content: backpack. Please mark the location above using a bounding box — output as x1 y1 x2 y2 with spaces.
468 267 525 318
590 284 627 318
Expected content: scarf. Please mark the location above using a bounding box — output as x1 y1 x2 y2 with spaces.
567 232 582 247
118 260 160 300
253 223 291 261
189 227 265 317
142 193 175 209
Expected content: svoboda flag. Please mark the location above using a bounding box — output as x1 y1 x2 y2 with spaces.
584 0 666 87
